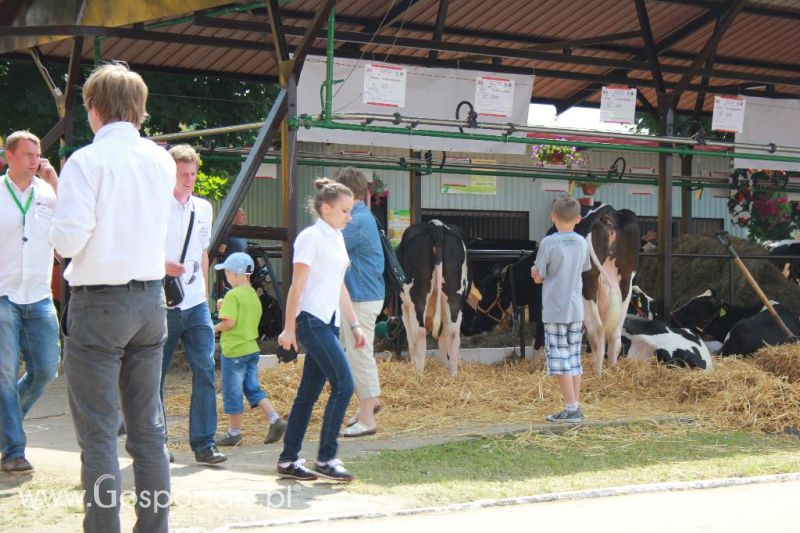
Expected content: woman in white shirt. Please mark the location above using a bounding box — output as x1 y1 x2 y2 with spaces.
277 179 366 483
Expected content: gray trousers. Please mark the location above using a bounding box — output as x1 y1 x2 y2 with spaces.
63 282 171 533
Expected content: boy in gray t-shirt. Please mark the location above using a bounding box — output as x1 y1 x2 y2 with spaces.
531 195 591 423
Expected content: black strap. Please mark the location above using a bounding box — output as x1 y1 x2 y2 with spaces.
179 208 195 264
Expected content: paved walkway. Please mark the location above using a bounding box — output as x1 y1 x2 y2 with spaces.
1 375 796 533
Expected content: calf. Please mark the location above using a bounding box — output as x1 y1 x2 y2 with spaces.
720 302 800 356
669 290 721 333
396 220 470 377
622 316 713 370
628 285 658 320
703 301 763 343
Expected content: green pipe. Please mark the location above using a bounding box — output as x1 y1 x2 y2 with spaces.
293 117 800 166
197 153 800 192
324 7 335 121
93 36 102 66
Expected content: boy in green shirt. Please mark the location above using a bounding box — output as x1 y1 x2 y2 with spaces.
213 252 286 446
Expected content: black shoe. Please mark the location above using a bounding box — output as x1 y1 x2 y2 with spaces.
195 445 227 465
168 450 175 463
313 459 355 482
277 460 318 481
1 456 34 474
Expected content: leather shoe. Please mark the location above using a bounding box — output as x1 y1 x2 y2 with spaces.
1 456 34 474
194 445 227 465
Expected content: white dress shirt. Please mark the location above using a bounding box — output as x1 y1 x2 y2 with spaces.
0 176 56 304
50 122 176 286
293 217 350 327
165 195 213 310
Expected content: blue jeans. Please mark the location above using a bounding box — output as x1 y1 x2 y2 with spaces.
220 352 267 414
279 312 354 464
0 296 60 460
160 303 217 452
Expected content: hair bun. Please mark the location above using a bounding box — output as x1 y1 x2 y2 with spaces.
314 177 335 190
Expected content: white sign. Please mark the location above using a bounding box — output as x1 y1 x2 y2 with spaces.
475 76 514 117
712 96 746 133
363 63 407 108
540 179 570 193
628 184 657 196
600 86 637 125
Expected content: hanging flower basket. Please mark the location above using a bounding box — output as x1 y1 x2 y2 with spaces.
368 172 390 207
727 169 799 242
530 142 582 168
580 183 598 196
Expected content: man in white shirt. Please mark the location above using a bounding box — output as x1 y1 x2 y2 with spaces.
160 144 225 465
0 131 60 475
50 63 174 533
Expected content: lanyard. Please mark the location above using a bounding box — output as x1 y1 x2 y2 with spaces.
4 175 34 242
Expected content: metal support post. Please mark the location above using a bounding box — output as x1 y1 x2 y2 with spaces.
325 7 335 121
680 152 693 235
410 149 422 224
656 93 674 317
280 75 298 303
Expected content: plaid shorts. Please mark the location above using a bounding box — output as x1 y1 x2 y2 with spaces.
544 322 584 376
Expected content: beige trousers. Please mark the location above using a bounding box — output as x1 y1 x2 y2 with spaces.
340 299 383 399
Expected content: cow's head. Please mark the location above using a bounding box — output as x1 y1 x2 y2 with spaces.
629 285 657 320
701 302 736 342
669 289 720 331
470 263 507 334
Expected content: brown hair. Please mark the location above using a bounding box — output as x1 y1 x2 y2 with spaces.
169 144 202 167
82 62 148 128
333 167 369 201
307 178 353 218
552 195 580 222
4 131 40 153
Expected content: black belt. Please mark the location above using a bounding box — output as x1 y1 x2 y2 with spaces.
71 279 163 293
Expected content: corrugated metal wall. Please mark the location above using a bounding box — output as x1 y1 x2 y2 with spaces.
228 143 745 250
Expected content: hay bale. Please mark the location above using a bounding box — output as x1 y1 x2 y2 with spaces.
754 344 800 383
637 234 800 313
162 351 800 449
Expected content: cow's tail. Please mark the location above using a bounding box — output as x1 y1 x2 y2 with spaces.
586 233 623 336
430 222 446 339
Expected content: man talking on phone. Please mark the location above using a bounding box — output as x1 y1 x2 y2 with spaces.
0 131 60 474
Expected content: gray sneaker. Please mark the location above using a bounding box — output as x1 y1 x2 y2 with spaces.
545 409 584 423
265 418 287 444
216 430 243 447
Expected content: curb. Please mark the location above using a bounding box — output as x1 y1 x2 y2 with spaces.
177 471 800 532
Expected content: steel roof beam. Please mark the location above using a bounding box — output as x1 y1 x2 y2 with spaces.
274 8 800 74
651 0 800 20
429 0 448 60
671 0 747 105
634 0 665 93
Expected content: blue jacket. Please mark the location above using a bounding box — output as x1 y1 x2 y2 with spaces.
343 201 385 302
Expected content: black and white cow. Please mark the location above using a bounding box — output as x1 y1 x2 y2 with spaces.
628 285 658 320
720 302 800 356
669 289 765 344
469 249 545 354
622 316 713 370
395 220 470 377
470 205 640 376
669 290 721 333
579 206 640 375
768 240 800 285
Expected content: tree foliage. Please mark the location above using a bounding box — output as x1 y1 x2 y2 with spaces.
0 59 279 177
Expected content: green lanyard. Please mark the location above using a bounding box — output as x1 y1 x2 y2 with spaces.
4 175 34 242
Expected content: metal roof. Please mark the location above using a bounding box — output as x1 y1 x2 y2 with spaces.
2 0 799 114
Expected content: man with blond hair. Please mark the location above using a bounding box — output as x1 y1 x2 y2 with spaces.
160 144 225 464
0 130 60 474
50 62 175 533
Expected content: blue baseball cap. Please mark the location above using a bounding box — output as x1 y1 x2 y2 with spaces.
214 252 254 275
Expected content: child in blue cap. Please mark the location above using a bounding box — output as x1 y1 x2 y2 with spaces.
213 252 286 446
